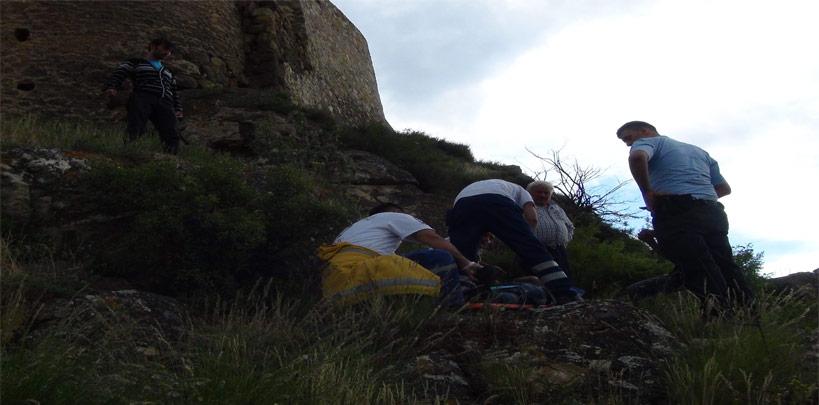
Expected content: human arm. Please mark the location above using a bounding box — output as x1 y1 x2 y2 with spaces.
714 182 731 198
637 228 661 251
628 149 656 211
411 229 477 272
522 202 538 226
709 157 730 198
172 76 183 117
103 60 135 95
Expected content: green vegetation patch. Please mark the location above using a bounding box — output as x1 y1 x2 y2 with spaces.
85 153 355 295
2 115 162 158
645 291 817 404
1 285 440 404
338 124 529 193
568 224 673 296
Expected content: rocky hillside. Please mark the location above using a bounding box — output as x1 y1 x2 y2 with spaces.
2 1 817 403
3 97 817 404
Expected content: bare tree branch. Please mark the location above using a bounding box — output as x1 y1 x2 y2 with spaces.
527 148 639 225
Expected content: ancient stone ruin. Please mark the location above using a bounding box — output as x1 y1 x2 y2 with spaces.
0 0 385 126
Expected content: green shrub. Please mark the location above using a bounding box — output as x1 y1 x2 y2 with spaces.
338 124 524 193
1 115 161 157
567 223 672 297
645 291 816 404
1 338 102 404
477 221 670 297
87 153 265 293
733 244 769 291
2 283 436 403
85 152 355 295
249 166 358 289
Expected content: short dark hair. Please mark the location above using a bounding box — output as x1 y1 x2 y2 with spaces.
369 203 404 216
616 121 656 137
149 38 176 51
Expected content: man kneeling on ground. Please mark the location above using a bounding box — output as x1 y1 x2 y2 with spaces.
447 179 582 304
317 203 480 305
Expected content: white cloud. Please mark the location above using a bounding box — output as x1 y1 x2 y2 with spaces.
338 0 819 276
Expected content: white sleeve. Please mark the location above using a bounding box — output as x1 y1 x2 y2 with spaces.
515 185 534 207
630 138 656 160
388 213 433 240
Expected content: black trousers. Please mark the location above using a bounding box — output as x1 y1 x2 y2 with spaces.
127 91 179 154
446 194 573 295
546 244 571 278
652 195 754 306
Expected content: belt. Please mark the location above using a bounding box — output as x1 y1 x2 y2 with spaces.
655 194 718 205
654 194 720 216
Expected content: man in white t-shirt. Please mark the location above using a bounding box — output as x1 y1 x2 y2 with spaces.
318 203 479 305
447 179 581 304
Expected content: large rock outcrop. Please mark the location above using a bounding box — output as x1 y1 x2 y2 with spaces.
1 0 385 126
410 300 680 403
1 147 94 229
30 289 186 350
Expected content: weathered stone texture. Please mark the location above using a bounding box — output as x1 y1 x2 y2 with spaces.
285 0 385 125
1 0 386 127
1 1 245 119
414 300 681 403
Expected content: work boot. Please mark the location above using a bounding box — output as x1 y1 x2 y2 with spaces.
555 292 583 305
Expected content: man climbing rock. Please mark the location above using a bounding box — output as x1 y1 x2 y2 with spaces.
318 203 481 305
446 179 582 304
104 38 183 154
617 121 754 310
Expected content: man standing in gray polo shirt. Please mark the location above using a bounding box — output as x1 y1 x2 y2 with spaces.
617 121 754 310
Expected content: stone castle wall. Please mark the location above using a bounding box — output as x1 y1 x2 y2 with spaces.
1 0 385 126
288 0 385 124
1 1 245 119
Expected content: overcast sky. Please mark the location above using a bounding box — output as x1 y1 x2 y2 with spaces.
333 0 819 277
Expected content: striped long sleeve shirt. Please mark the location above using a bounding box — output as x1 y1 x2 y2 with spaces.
104 58 182 112
532 201 574 248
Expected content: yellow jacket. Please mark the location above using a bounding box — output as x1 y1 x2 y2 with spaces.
317 242 441 305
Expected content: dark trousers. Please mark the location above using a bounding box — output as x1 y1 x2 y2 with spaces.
446 194 573 295
403 248 463 306
127 92 179 154
546 245 570 278
652 195 754 306
625 267 684 301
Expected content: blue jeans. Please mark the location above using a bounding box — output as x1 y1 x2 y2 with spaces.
403 248 464 306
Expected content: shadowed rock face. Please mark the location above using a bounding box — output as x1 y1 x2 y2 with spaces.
411 300 680 403
30 290 186 353
1 148 93 229
767 269 818 296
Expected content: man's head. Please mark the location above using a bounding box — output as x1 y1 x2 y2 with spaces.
368 202 404 216
616 121 658 146
147 38 176 60
527 180 554 206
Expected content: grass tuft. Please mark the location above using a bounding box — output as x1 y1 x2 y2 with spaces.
644 290 817 404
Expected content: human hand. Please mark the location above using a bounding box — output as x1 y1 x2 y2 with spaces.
642 191 657 212
105 88 117 97
637 228 655 242
462 261 482 280
175 111 184 118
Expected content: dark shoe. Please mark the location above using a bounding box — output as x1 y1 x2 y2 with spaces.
555 293 583 305
475 265 503 286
